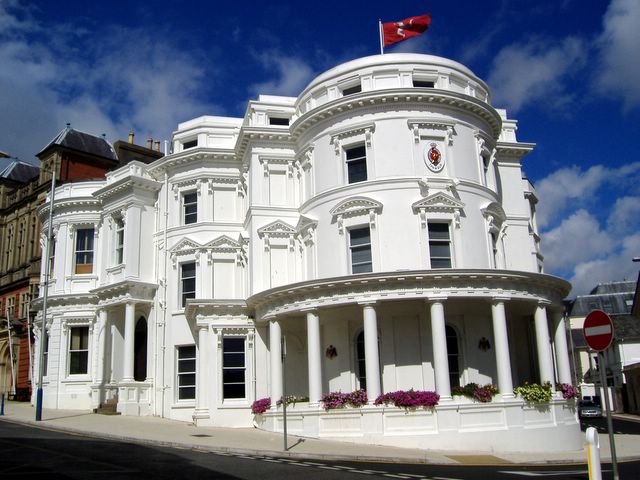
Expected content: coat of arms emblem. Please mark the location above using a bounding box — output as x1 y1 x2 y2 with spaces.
424 142 444 172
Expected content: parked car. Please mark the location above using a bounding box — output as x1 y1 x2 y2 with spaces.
578 400 603 418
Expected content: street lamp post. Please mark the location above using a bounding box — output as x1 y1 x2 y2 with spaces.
35 170 56 421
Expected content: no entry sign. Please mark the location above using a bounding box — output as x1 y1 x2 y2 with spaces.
583 309 614 352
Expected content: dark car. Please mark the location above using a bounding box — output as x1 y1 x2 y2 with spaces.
578 400 603 418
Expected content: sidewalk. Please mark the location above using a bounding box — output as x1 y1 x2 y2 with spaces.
1 400 639 466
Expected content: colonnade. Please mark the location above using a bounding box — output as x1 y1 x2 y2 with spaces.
268 298 573 404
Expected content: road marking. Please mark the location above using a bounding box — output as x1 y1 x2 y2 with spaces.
318 465 343 470
499 470 591 477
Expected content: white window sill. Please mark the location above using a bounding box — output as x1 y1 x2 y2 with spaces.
61 375 91 383
171 401 196 409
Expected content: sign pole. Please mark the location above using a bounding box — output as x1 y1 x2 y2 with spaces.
598 351 619 480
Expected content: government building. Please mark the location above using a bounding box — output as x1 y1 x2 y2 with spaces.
33 53 582 452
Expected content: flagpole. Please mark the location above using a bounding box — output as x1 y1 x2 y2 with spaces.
378 20 384 54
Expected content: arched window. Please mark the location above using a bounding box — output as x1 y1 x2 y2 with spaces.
134 317 147 381
446 325 461 388
356 331 366 390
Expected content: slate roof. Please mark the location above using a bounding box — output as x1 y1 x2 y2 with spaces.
37 126 117 161
569 281 635 317
0 157 40 184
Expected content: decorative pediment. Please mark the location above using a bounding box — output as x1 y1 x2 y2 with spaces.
412 192 464 213
204 235 242 251
168 238 202 257
330 196 382 234
407 119 456 145
412 192 465 228
257 220 296 238
329 122 375 154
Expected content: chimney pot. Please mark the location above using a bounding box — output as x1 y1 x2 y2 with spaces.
154 140 160 151
128 131 135 144
147 137 153 149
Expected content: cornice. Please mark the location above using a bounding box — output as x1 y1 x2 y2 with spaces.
290 88 503 141
91 280 158 305
184 299 249 322
148 148 238 177
247 269 571 321
31 293 99 311
93 176 162 201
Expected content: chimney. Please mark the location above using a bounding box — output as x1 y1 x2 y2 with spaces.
147 137 153 149
128 131 135 144
154 140 160 151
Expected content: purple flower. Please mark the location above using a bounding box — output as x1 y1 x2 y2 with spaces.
320 390 368 410
558 383 579 400
251 397 271 414
374 389 439 409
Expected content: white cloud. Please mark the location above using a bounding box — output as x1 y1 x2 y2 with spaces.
487 37 587 112
535 162 640 229
248 52 315 98
542 210 613 271
569 233 640 296
607 195 640 235
595 0 640 110
0 3 218 163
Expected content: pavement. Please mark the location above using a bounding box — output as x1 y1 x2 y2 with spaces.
1 400 640 466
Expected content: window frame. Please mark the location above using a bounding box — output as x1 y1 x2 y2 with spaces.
182 191 198 225
348 225 373 274
180 261 196 308
176 345 196 402
427 221 452 269
344 144 367 184
114 217 125 265
74 227 95 274
68 326 89 376
222 336 246 400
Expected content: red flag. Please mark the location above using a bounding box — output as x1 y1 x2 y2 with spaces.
382 13 431 47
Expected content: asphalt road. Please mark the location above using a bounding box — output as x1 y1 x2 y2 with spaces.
1 418 639 479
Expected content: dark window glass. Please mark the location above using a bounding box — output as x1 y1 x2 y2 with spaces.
181 262 196 307
69 327 89 375
183 192 197 224
342 84 362 96
349 227 372 273
346 145 367 183
183 139 197 149
222 337 245 399
446 326 460 388
428 223 451 269
356 331 366 390
269 117 289 126
177 345 196 400
413 80 435 88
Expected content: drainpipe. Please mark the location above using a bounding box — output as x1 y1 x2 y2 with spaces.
161 171 169 416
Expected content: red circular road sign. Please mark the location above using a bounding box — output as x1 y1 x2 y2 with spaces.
583 309 614 351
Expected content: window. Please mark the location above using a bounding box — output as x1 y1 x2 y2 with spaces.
413 79 435 88
177 345 196 400
48 235 56 276
180 262 196 307
183 192 197 224
183 139 197 149
68 326 89 375
345 145 367 183
349 226 372 273
269 117 289 126
356 331 366 390
428 222 452 268
114 217 124 264
446 325 460 388
342 84 362 96
74 228 94 274
223 337 246 399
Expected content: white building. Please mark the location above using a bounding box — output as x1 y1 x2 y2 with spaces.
33 53 581 452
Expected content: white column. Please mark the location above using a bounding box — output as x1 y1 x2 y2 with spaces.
491 299 513 396
305 310 323 405
362 303 381 401
95 309 108 385
430 299 451 399
534 304 555 388
122 302 136 382
552 310 572 385
194 325 209 418
269 319 282 405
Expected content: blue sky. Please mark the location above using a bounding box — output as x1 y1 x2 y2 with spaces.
1 0 639 296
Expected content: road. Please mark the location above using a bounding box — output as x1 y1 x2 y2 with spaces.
1 418 639 479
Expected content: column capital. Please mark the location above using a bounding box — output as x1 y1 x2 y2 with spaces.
300 307 319 314
357 300 378 307
490 296 510 304
426 295 448 303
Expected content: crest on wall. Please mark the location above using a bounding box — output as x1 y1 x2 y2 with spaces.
424 142 444 172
